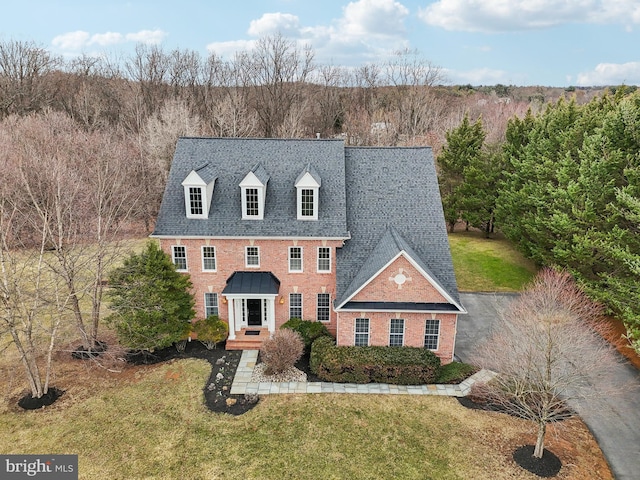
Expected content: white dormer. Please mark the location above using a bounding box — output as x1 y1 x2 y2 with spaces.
240 163 269 220
182 163 216 219
295 164 321 220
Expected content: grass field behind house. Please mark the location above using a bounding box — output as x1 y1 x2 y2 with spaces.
448 232 537 292
0 359 610 480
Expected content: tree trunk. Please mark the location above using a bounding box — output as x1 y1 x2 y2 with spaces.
534 422 546 458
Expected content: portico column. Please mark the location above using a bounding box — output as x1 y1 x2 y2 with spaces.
267 297 276 335
227 297 236 340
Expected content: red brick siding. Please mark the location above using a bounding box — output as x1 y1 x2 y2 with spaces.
336 312 458 364
159 238 341 334
351 255 448 303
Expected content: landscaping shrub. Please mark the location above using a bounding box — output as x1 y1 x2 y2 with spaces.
281 318 331 352
192 315 229 349
310 338 441 385
260 329 304 375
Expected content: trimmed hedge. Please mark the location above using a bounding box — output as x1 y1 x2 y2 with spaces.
281 318 331 352
310 336 441 385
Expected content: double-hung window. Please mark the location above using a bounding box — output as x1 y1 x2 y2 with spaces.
172 246 187 271
188 187 203 216
317 247 331 272
424 319 440 350
245 188 259 217
355 318 370 346
389 318 405 346
289 246 303 272
317 293 330 322
245 246 260 267
289 293 302 319
202 246 216 271
204 293 219 318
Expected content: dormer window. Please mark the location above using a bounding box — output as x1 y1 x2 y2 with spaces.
296 164 321 220
182 163 216 219
240 163 269 220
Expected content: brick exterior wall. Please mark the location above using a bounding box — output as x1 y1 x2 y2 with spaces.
336 312 458 364
351 255 448 303
159 238 342 334
336 255 458 363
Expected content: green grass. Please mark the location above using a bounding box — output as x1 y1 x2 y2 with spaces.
0 358 590 480
448 232 537 292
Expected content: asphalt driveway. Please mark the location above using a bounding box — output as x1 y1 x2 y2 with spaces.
455 292 640 480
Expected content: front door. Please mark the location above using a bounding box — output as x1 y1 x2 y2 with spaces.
247 299 262 326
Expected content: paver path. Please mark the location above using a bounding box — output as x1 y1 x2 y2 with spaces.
230 349 496 396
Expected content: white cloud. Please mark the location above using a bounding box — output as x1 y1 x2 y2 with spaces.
125 29 167 44
248 13 302 37
52 31 91 51
576 61 640 86
208 0 411 65
51 29 167 54
419 0 640 33
340 0 409 37
89 32 123 46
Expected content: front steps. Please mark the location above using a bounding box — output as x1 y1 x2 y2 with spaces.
226 328 270 350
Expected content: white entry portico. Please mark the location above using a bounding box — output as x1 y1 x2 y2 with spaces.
222 271 280 340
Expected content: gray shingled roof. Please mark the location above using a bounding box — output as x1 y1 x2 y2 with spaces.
335 146 462 309
336 226 460 308
152 138 349 238
152 138 462 311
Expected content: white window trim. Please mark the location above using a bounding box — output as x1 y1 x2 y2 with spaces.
297 187 318 220
289 293 303 319
181 169 214 219
295 171 320 221
424 319 441 351
355 317 370 347
240 170 266 220
389 318 405 347
204 292 219 318
317 246 331 273
317 293 331 322
288 246 303 273
201 246 217 272
172 245 187 272
245 246 260 268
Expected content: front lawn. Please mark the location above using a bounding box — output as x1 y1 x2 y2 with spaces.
448 231 537 292
0 358 610 479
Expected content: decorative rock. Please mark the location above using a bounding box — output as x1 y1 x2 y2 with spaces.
207 383 216 391
250 363 307 383
216 372 224 381
226 398 237 406
215 357 226 365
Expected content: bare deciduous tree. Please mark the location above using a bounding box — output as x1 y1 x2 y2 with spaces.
0 40 61 118
472 268 620 459
4 111 144 350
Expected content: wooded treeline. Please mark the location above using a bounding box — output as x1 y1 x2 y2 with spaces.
439 88 640 352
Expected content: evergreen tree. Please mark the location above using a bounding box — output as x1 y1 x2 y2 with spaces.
437 114 485 232
106 241 194 350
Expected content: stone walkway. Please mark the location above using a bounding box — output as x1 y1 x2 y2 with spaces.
230 350 496 396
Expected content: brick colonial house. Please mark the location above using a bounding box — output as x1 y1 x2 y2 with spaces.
151 137 466 363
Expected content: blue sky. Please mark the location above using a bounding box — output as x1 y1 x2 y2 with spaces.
3 0 640 87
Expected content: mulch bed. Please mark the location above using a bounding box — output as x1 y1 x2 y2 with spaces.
457 395 567 477
123 340 258 415
513 445 562 477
